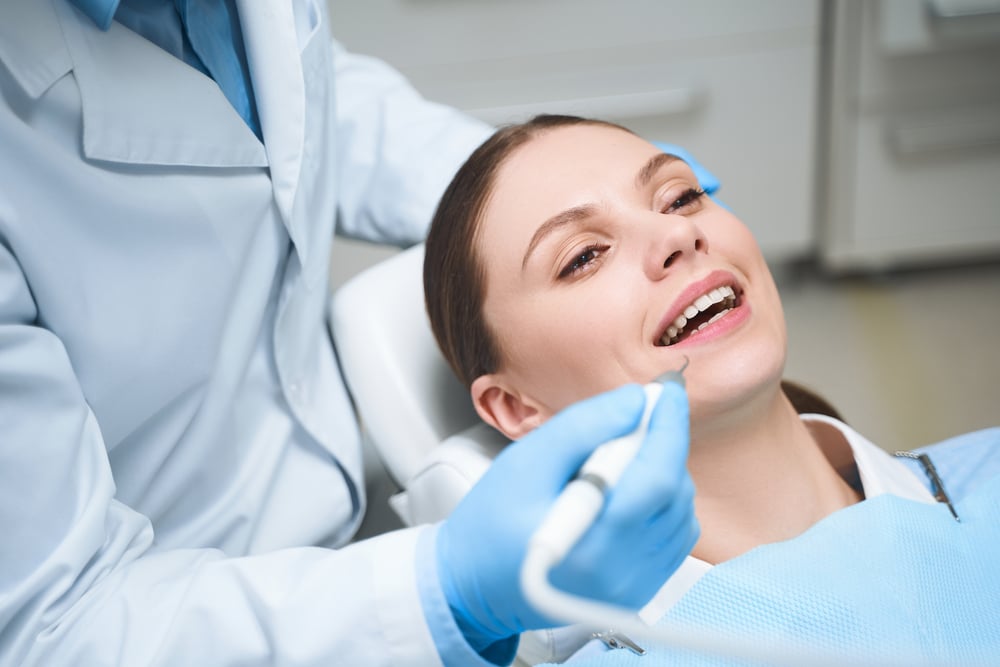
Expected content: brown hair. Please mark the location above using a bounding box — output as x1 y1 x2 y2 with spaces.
423 115 842 420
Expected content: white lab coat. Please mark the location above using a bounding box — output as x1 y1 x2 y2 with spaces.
0 0 491 664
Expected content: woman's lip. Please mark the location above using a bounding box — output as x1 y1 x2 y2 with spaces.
654 269 745 346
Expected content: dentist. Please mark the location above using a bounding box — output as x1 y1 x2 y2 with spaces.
0 1 699 666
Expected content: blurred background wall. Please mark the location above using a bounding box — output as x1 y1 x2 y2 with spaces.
327 0 1000 454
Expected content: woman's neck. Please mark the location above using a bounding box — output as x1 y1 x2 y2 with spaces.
686 392 862 565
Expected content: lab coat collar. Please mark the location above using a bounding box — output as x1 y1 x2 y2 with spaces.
0 0 74 99
0 0 267 168
236 0 306 229
3 0 312 266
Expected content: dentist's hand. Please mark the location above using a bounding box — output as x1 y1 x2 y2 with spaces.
436 381 699 657
651 141 720 196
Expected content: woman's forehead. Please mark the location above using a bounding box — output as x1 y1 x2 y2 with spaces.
507 124 648 173
490 125 654 212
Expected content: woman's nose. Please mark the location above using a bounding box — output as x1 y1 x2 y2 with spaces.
643 213 708 280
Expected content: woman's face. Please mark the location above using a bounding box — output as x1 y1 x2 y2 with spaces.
472 124 787 437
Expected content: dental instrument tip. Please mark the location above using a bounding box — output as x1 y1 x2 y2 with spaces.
655 355 690 388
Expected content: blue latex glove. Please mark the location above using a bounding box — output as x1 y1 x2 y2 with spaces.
437 382 699 660
651 141 721 198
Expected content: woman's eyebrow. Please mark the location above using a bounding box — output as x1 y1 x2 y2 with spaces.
522 204 598 271
636 152 682 189
521 152 683 271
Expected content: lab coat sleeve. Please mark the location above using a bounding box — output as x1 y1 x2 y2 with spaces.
415 525 521 667
0 243 451 666
330 39 493 246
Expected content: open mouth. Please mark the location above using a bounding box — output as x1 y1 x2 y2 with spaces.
656 285 741 347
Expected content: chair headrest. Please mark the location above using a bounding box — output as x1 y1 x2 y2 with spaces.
330 243 485 487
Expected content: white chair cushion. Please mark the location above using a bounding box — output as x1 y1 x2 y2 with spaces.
389 422 510 526
330 243 507 523
330 243 481 485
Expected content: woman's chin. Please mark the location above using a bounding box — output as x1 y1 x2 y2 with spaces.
687 363 785 429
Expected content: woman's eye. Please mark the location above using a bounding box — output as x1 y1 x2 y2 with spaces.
661 187 706 214
559 245 607 278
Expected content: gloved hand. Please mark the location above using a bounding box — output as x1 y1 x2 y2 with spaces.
651 141 721 196
436 381 699 658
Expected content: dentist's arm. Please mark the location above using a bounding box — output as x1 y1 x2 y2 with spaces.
330 39 492 246
0 241 461 667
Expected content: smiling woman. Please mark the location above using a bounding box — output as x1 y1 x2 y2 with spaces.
422 115 1000 665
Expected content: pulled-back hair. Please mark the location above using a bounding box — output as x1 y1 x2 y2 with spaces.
422 115 842 421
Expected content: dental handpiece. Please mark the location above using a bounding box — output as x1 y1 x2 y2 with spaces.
526 361 688 565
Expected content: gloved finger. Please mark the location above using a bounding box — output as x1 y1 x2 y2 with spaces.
609 514 700 608
641 469 697 533
627 380 691 491
552 484 698 606
491 383 647 492
601 457 695 536
569 465 695 572
640 475 699 556
596 380 690 525
646 508 700 563
650 141 720 195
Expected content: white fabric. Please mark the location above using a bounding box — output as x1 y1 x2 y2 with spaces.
0 0 491 664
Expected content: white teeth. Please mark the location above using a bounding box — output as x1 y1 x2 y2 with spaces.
707 310 728 325
660 285 738 346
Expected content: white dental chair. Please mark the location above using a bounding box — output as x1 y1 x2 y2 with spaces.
330 243 593 665
330 242 508 527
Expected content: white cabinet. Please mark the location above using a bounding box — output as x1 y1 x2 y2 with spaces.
821 0 1000 271
328 0 821 263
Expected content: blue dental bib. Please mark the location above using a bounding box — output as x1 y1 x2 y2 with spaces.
566 473 1000 667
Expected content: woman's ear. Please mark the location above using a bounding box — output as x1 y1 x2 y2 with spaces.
470 374 546 440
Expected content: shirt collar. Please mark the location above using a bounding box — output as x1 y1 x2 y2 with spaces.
67 0 119 30
803 414 936 504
